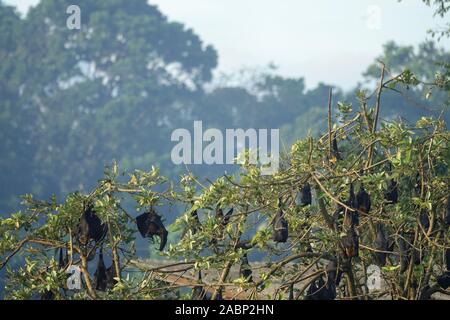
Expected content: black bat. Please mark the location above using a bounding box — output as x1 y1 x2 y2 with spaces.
374 223 388 267
437 272 450 290
384 180 398 204
94 248 108 292
215 207 233 225
192 270 207 300
419 285 433 300
214 288 224 300
222 208 234 226
189 208 201 235
77 204 107 245
356 185 371 214
305 276 323 300
335 184 359 228
273 205 288 243
398 237 411 274
106 262 118 289
305 275 336 300
136 208 168 251
58 247 68 270
40 290 55 300
413 247 422 265
419 210 430 231
348 183 356 207
331 132 342 161
341 226 359 259
300 183 312 206
239 253 253 282
347 183 359 226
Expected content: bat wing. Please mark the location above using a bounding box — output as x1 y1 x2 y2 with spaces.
158 228 168 251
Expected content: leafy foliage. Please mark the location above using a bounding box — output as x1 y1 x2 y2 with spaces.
1 75 449 299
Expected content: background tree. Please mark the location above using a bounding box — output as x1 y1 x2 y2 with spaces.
0 0 217 213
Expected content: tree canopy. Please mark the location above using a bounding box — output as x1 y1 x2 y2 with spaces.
1 65 449 299
0 0 449 300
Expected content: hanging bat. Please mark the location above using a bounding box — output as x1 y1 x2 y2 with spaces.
40 290 55 300
136 208 168 251
214 287 223 300
347 183 359 226
305 276 323 300
222 208 234 226
305 275 336 300
58 247 68 270
331 132 342 161
419 210 430 231
192 270 207 300
341 226 359 259
356 185 371 214
190 207 201 234
300 183 312 207
106 262 118 289
239 253 253 282
273 202 288 243
437 272 450 290
94 248 108 292
384 179 398 204
348 183 356 208
374 223 388 267
77 204 107 246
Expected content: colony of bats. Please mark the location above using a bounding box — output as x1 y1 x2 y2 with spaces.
41 136 450 300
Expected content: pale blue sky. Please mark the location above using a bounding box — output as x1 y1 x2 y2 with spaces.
4 0 449 89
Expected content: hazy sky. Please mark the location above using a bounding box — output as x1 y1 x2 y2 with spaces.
4 0 449 89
